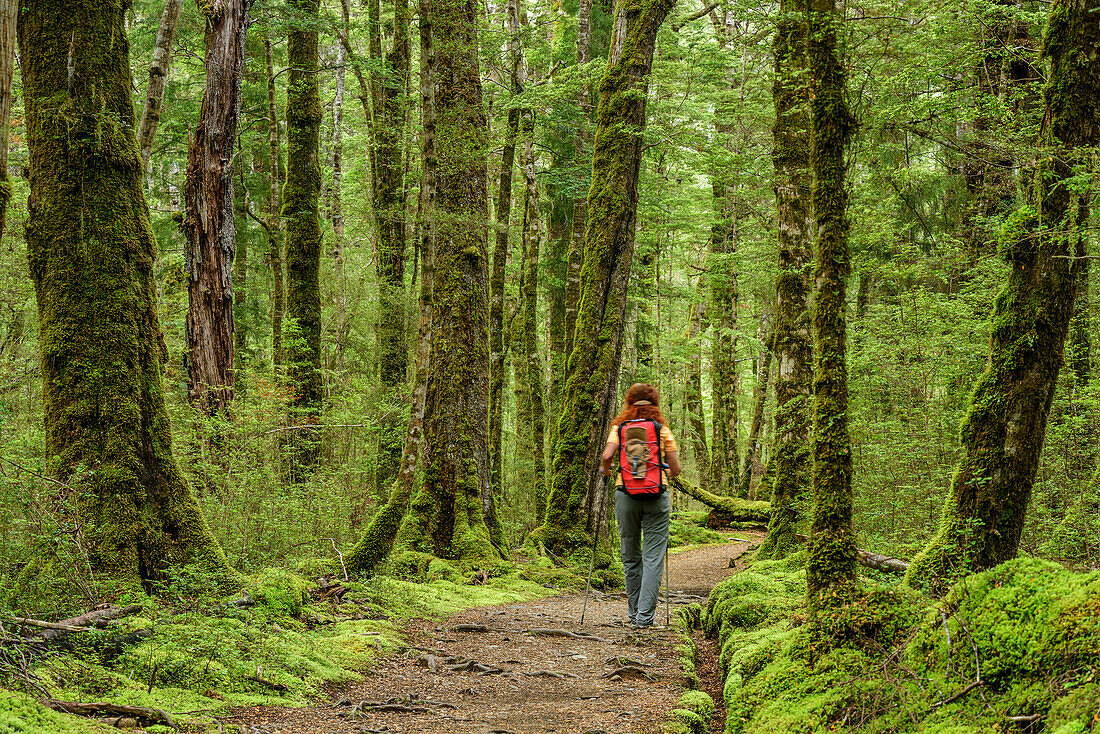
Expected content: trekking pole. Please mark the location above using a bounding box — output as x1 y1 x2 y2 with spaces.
665 540 670 626
580 475 607 626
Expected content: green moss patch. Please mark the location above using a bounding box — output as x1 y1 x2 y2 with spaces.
703 556 1100 732
669 512 726 549
0 694 112 734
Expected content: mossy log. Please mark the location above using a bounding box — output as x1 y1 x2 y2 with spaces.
671 478 770 526
40 700 174 728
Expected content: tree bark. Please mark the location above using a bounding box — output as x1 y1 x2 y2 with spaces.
805 0 858 609
283 0 324 476
263 28 285 372
758 0 813 561
19 0 232 590
137 0 184 174
906 0 1100 596
183 0 253 415
346 21 437 574
519 116 546 524
0 0 15 240
737 318 772 500
536 0 675 565
707 8 741 497
389 0 500 565
374 0 411 391
684 300 710 493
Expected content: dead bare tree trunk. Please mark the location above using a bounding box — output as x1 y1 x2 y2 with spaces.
0 0 16 239
183 0 254 414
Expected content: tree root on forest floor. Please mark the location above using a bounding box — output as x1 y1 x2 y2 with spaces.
526 628 610 642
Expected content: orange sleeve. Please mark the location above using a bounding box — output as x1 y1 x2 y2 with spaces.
661 425 679 454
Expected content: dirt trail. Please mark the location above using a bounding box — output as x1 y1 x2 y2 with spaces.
234 533 760 734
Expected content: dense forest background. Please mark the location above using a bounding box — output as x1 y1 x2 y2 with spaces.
0 0 1097 615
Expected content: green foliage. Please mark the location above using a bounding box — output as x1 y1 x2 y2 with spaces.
668 511 725 548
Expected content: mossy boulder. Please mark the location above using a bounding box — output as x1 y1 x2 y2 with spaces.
250 568 313 617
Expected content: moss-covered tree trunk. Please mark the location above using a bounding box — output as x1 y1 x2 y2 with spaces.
372 0 411 493
707 8 742 497
758 0 813 561
685 300 710 493
388 0 500 566
19 0 232 591
282 0 323 475
263 28 285 372
737 319 772 500
183 0 253 415
519 119 547 523
0 0 14 237
374 0 410 391
136 0 183 174
535 0 675 562
708 180 739 496
906 0 1100 596
805 0 858 608
489 0 524 533
346 18 439 574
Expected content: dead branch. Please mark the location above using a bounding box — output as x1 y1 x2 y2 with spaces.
39 700 175 728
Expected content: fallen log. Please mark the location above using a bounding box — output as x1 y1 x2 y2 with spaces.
670 478 770 527
795 534 909 575
13 605 143 641
39 700 175 728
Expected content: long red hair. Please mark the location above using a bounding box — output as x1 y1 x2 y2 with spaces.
610 383 667 428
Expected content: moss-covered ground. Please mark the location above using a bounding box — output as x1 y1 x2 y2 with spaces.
0 562 563 733
702 552 1100 733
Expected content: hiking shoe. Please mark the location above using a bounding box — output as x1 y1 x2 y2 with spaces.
631 621 666 631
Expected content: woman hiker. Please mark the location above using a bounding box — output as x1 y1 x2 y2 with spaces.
600 383 682 628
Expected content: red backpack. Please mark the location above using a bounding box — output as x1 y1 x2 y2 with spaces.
617 419 664 496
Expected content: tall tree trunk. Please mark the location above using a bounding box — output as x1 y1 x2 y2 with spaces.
708 181 739 496
137 0 184 174
375 0 411 391
707 8 741 497
233 160 249 391
389 0 500 565
519 117 546 524
536 0 675 563
738 318 772 501
332 0 349 254
263 29 285 372
906 0 1100 596
565 0 592 362
489 109 520 533
19 0 231 590
283 0 324 476
347 21 437 574
183 0 253 415
758 0 813 560
0 0 15 239
371 0 412 496
805 0 858 610
684 300 710 493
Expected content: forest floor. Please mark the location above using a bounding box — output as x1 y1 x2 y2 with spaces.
230 532 761 734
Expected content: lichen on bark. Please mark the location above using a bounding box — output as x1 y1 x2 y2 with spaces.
19 0 232 593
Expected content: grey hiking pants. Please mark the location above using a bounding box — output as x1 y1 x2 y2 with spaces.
614 490 670 626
